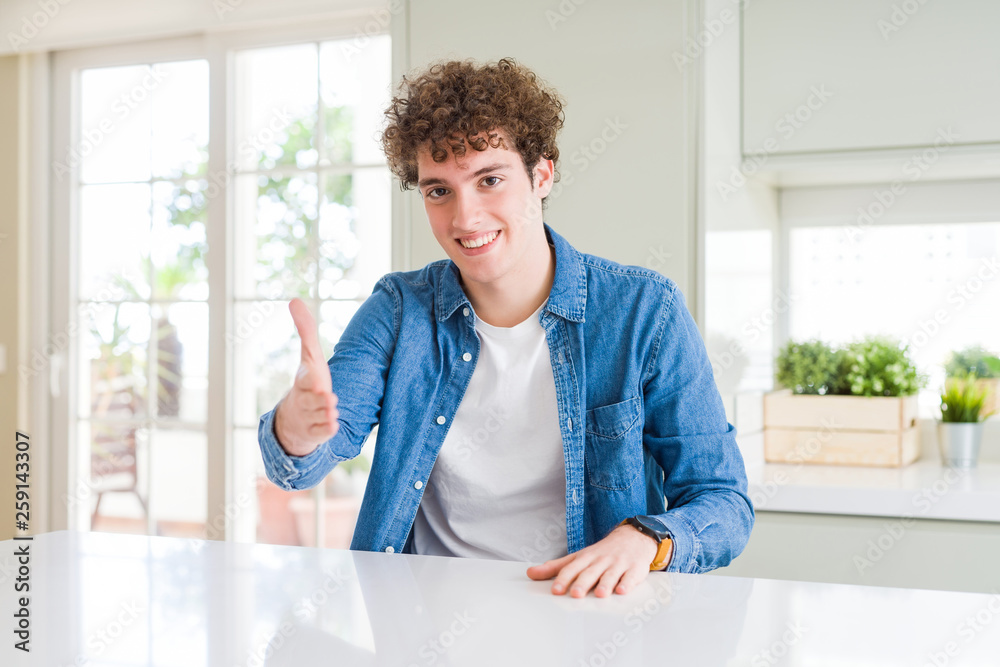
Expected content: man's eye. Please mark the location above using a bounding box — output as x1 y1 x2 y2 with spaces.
482 176 500 187
428 187 448 198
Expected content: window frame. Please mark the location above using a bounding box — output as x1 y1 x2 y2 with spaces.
49 16 396 541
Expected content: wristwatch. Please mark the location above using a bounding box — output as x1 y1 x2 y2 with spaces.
619 515 674 571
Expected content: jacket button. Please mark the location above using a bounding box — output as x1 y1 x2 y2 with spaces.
385 546 395 553
463 307 470 317
462 352 472 362
414 480 423 490
436 415 446 425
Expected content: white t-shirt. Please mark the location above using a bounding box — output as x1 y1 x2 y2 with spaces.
412 299 568 563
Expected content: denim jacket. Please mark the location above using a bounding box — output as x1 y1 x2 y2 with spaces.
259 223 754 573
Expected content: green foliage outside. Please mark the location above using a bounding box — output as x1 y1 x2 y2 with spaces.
944 345 1000 380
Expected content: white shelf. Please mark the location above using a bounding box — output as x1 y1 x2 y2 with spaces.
745 455 1000 523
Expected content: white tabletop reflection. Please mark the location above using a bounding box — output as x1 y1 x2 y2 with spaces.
2 530 999 666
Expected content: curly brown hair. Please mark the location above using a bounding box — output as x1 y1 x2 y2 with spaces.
381 58 565 198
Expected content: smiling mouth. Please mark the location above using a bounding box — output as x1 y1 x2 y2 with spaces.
457 230 501 249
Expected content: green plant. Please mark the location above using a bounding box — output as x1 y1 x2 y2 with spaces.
776 335 927 397
940 372 997 423
775 340 840 395
842 336 926 397
945 345 1000 379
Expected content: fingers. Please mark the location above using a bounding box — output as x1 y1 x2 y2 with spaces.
289 298 324 367
595 565 629 598
614 566 649 596
526 553 574 581
552 555 613 598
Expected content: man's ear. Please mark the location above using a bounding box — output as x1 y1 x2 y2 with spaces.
533 157 555 199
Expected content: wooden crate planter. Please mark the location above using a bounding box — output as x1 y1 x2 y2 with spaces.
763 389 920 467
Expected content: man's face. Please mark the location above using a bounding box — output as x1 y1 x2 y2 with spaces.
416 133 553 290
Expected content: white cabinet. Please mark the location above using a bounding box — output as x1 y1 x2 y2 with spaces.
742 0 1000 156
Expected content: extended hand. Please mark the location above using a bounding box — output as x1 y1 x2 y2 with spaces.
274 298 340 456
525 524 666 598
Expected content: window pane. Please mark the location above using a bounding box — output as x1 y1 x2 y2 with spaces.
236 172 319 300
319 34 391 165
232 301 297 428
319 169 391 300
154 303 208 423
704 229 774 394
149 428 207 538
79 64 155 184
79 302 150 420
151 60 209 179
81 419 150 536
152 180 209 301
79 183 151 301
319 300 361 347
234 43 318 171
86 420 148 533
789 222 1000 412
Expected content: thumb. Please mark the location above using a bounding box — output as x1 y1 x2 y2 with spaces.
289 298 323 367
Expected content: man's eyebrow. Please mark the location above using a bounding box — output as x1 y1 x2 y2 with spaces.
417 162 511 189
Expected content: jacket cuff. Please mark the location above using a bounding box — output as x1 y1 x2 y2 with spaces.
257 406 333 491
647 513 700 574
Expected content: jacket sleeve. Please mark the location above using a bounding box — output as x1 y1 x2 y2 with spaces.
258 276 400 491
640 280 755 573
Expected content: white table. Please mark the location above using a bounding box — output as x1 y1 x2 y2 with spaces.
3 530 1000 666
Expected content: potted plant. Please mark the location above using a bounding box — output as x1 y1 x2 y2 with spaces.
944 346 1000 420
764 336 927 467
938 372 997 468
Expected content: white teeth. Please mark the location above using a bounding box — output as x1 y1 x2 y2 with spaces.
460 231 499 249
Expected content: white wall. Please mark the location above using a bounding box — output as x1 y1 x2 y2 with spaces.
397 0 700 304
0 0 385 55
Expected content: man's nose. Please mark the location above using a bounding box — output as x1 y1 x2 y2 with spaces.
452 190 482 229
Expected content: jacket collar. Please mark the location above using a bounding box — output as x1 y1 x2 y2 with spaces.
436 222 587 323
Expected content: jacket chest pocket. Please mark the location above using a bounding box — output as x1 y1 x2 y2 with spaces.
584 396 643 490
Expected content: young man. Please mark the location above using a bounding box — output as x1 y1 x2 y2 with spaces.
259 58 753 598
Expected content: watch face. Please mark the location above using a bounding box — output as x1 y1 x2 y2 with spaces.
632 515 669 540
